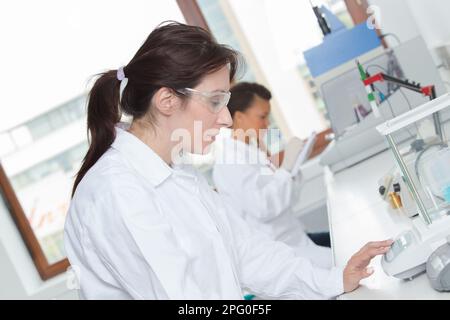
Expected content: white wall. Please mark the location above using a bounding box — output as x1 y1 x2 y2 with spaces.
406 0 450 48
370 0 450 50
406 0 450 86
369 0 450 85
368 0 420 47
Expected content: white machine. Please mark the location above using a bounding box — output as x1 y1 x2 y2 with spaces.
320 37 448 173
426 236 450 291
382 214 450 280
377 93 450 280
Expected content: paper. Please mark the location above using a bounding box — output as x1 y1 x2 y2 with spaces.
291 132 317 177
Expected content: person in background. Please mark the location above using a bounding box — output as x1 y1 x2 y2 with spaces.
64 22 393 300
213 82 332 269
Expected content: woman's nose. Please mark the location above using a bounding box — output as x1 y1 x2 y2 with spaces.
217 106 233 128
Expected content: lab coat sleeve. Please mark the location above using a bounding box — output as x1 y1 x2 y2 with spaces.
218 197 344 300
85 183 192 299
213 163 296 222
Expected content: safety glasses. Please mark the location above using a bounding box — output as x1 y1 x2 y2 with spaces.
176 88 231 113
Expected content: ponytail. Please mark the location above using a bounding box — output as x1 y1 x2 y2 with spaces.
72 70 121 196
71 22 241 196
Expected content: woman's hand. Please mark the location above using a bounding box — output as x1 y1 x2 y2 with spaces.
343 240 394 293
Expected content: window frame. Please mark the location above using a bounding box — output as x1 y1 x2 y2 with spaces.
0 164 70 280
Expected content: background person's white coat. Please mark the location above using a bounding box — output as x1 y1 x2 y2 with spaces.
213 136 332 269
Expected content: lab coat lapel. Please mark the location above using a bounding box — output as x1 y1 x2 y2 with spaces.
197 184 242 287
120 196 197 299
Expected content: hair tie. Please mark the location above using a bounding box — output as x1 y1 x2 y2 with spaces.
117 66 126 81
116 66 128 103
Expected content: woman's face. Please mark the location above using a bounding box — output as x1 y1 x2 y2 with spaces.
171 66 233 155
234 96 271 137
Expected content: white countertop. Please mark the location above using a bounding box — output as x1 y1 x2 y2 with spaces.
325 151 450 299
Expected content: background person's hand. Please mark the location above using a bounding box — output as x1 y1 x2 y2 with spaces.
281 137 304 174
268 151 284 168
343 240 394 293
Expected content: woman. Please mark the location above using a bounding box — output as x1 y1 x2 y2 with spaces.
64 22 392 300
212 82 332 269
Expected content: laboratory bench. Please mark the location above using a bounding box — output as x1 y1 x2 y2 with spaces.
325 150 450 300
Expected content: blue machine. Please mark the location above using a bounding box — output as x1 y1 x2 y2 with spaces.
304 6 382 78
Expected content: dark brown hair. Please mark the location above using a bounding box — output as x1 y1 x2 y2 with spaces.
72 21 241 196
227 82 272 118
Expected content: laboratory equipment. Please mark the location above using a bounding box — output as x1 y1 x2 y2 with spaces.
357 60 442 140
356 59 382 118
311 3 331 36
318 37 447 173
426 237 450 292
377 93 450 280
304 23 381 80
378 169 417 218
303 7 447 173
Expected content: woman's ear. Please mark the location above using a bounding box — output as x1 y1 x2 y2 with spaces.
153 87 179 116
233 110 244 125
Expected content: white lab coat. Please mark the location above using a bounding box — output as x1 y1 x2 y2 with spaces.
64 126 344 300
213 136 332 269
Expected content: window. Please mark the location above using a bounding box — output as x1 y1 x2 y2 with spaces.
0 133 15 157
197 0 288 157
198 0 358 139
197 0 256 83
0 0 189 280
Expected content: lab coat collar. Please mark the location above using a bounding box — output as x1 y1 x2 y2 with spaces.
111 124 173 187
